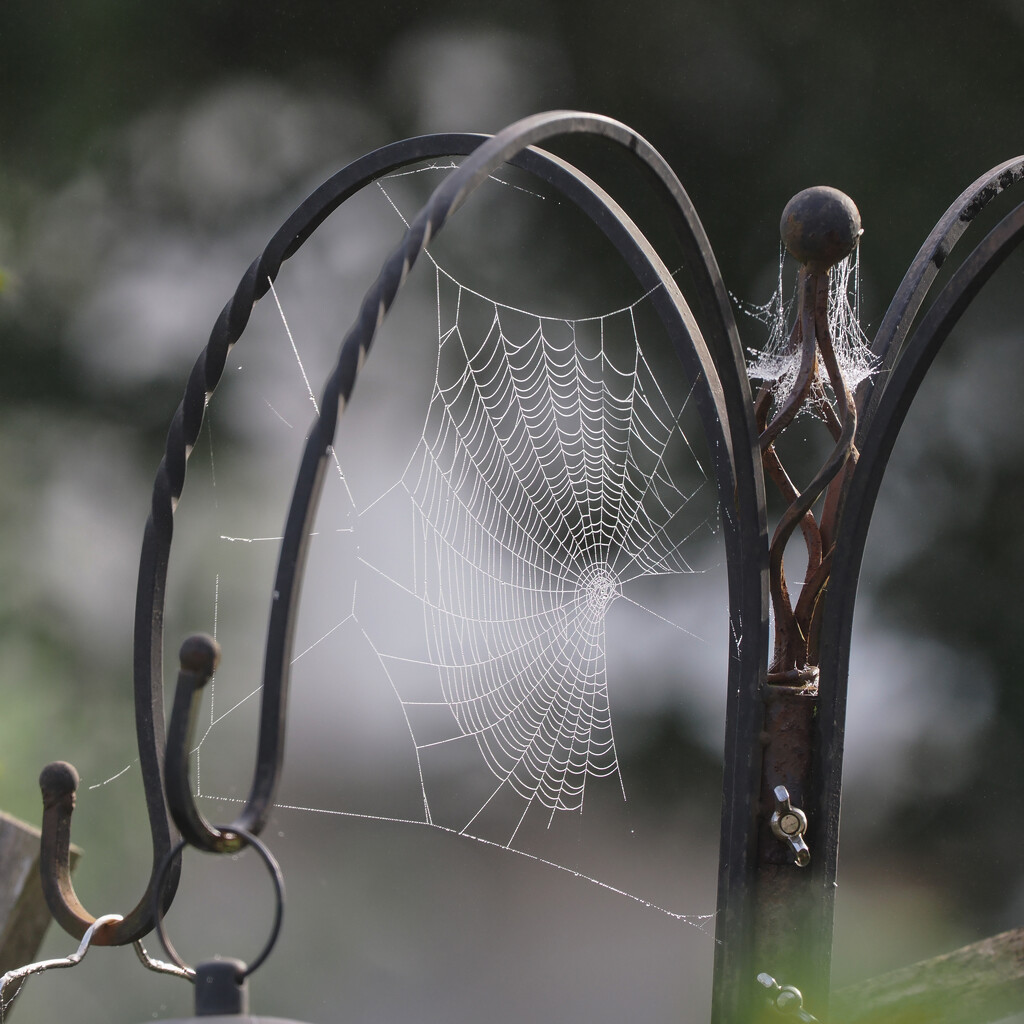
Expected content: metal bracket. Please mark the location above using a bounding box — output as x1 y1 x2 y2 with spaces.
770 785 810 867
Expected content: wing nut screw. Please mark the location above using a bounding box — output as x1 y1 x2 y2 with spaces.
770 785 810 867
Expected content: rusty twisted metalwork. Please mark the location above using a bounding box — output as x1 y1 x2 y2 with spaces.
756 187 863 678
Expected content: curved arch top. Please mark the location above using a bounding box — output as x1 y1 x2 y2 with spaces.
809 185 1024 1008
858 156 1024 430
40 111 769 974
230 111 769 843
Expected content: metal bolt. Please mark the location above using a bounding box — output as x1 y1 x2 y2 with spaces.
770 785 811 867
755 973 823 1022
778 812 803 836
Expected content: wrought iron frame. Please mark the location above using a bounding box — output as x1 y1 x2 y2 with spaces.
34 110 1024 1022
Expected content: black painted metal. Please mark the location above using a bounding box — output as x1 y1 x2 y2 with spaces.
35 132 513 947
38 111 769 1021
193 960 249 1016
240 112 769 1023
152 828 285 980
36 102 1023 1024
150 116 768 1023
859 158 1024 423
811 194 1024 1014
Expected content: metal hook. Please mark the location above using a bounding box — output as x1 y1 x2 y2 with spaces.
162 634 242 852
163 632 298 855
38 502 188 944
38 758 180 946
164 616 297 851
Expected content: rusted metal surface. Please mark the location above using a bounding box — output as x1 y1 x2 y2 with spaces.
753 681 820 1003
756 195 862 676
750 187 863 1014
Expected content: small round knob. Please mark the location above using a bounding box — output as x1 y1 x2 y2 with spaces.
39 760 80 809
781 186 862 270
179 632 221 675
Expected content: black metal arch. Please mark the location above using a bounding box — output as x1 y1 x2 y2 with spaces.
40 106 769 1020
162 119 770 1024
860 157 1024 422
39 131 521 949
165 120 745 842
808 179 1024 1012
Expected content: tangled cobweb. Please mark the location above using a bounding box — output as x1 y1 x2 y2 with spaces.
742 245 876 404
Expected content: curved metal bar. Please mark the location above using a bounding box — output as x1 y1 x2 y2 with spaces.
158 111 754 851
764 271 820 668
152 114 768 1023
37 754 178 946
41 112 768 1007
858 157 1024 427
760 274 818 452
766 279 857 671
163 635 226 852
36 131 504 944
812 198 1024 1010
37 762 100 941
147 112 765 1018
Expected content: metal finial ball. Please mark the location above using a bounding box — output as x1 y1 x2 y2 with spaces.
780 186 863 270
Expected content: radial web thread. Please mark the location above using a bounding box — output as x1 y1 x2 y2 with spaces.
93 170 722 928
355 262 714 845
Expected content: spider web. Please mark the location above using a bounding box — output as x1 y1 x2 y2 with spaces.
92 165 726 932
365 268 712 844
742 243 875 402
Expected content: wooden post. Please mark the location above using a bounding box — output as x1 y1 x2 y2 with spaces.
832 928 1024 1024
0 811 79 1013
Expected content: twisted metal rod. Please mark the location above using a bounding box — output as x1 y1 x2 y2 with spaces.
757 250 861 675
37 131 506 942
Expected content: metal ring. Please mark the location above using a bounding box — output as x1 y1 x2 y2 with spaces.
152 827 284 980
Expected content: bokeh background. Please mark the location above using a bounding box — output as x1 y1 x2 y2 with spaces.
2 3 1024 1021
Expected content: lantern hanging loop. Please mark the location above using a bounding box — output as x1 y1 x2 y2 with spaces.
150 826 285 980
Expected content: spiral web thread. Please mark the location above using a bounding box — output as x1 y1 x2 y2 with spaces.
220 261 719 925
376 265 713 841
91 169 720 927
